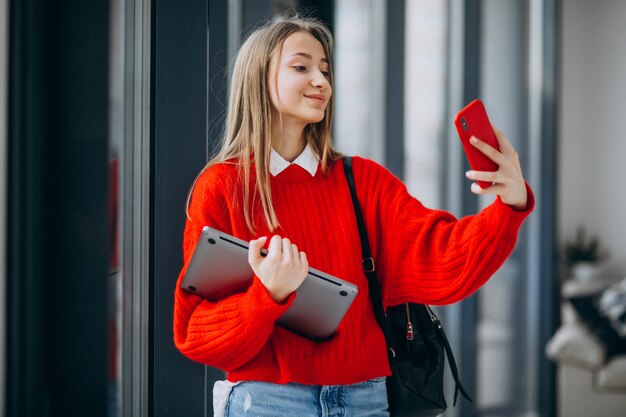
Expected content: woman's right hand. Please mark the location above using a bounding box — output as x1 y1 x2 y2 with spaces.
248 235 309 303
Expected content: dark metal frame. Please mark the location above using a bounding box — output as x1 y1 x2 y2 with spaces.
151 0 214 415
536 2 559 415
6 0 110 416
455 2 481 415
384 0 406 178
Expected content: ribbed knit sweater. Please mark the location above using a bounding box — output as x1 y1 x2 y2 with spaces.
173 156 534 385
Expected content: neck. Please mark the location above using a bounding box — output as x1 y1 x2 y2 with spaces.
272 118 307 162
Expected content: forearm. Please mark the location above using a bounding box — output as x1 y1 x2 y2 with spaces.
174 277 294 370
381 185 534 306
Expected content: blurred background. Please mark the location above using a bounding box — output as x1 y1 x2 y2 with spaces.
2 0 625 416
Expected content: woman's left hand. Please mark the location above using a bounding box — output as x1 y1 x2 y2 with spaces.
465 125 528 210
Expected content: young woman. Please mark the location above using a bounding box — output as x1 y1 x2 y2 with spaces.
174 15 533 417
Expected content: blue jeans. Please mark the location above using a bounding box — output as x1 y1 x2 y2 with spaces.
225 377 389 417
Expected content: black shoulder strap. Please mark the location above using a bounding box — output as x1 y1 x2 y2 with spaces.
342 157 388 336
343 156 472 405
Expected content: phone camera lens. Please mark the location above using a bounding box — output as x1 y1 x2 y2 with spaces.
340 290 348 296
461 117 468 131
208 238 216 244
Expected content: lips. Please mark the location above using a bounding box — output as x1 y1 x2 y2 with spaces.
305 94 326 104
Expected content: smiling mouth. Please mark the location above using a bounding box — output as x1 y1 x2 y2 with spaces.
305 95 326 104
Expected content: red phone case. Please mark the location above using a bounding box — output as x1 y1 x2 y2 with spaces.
453 99 500 189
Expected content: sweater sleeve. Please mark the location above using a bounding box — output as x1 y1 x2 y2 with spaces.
172 165 294 370
352 157 534 307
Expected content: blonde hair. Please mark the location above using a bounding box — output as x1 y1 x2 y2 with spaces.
187 15 342 232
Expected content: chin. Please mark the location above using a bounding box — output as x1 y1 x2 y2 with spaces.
305 111 326 124
285 109 326 125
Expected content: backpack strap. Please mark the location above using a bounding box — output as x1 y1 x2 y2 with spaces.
342 157 389 339
343 156 472 404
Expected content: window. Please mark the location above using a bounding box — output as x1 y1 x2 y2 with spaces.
404 0 448 208
334 0 386 163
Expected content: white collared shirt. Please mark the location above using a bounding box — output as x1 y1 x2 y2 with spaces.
269 144 320 177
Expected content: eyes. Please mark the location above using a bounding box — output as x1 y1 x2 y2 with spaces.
292 65 331 79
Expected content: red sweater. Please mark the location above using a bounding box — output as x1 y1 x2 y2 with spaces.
173 156 534 385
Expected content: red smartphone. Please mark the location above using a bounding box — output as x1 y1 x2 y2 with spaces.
453 99 501 189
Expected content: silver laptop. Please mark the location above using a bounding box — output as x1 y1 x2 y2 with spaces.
181 226 359 342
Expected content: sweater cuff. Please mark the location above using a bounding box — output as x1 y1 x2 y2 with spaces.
496 182 535 219
486 184 535 240
510 182 535 213
239 276 296 325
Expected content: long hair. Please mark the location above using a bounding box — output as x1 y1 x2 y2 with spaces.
187 15 342 232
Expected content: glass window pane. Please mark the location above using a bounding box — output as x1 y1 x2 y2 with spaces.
404 0 448 208
334 0 386 163
477 1 532 415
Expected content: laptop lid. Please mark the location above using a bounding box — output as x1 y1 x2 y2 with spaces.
180 226 359 342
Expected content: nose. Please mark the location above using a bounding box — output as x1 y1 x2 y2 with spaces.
312 69 330 90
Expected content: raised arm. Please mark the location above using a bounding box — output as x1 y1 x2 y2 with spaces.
350 153 534 308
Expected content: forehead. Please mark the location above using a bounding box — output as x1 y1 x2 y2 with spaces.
279 32 327 61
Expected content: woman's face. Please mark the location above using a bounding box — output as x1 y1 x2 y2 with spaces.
268 32 332 127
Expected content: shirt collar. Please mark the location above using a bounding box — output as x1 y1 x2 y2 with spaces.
269 144 320 177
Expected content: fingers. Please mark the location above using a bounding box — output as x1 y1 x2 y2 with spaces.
277 238 299 267
469 135 504 165
250 235 306 269
282 239 306 271
248 236 268 268
470 125 519 163
281 237 292 263
491 125 521 165
492 124 516 155
291 243 299 263
466 127 527 208
470 182 505 196
248 235 309 303
465 169 496 183
300 251 308 271
267 235 283 259
468 127 521 182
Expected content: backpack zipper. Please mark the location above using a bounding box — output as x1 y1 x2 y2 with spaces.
425 305 442 329
405 303 414 340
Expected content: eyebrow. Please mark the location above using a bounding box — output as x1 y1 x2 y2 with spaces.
287 52 328 63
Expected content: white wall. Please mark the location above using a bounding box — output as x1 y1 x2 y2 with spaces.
559 1 626 414
559 0 626 279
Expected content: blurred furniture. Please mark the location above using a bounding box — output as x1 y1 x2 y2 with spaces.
546 277 626 417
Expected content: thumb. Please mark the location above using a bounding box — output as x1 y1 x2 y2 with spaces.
248 236 268 268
